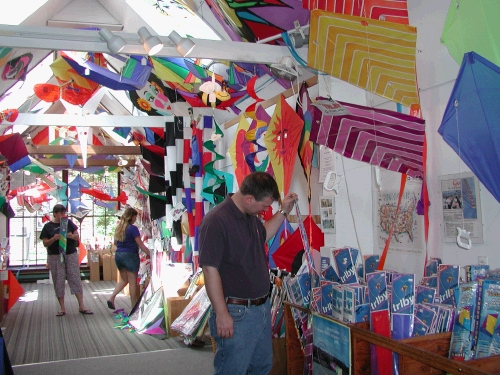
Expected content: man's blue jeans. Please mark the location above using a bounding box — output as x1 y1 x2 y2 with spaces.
209 299 273 375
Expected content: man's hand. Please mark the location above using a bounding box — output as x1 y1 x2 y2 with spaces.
216 311 234 338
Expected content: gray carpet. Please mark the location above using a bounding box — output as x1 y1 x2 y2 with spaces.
12 347 214 375
1 280 214 374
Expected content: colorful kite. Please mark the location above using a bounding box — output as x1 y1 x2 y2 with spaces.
0 133 30 172
438 52 500 204
50 55 100 92
272 215 324 273
302 0 409 25
264 95 304 196
308 10 419 107
129 284 167 339
128 72 180 116
228 114 253 187
296 82 315 202
441 0 500 68
205 0 310 43
2 53 32 81
34 83 94 106
309 97 426 179
61 52 145 91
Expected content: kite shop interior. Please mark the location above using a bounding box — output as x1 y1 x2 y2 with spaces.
1 0 500 374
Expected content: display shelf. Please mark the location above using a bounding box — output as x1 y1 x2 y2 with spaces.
283 302 499 375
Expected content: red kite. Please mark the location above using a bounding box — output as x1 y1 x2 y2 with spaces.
264 95 304 195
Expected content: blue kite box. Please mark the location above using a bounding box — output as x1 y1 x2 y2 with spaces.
475 279 500 358
332 284 343 321
391 273 415 340
437 264 460 305
333 247 359 285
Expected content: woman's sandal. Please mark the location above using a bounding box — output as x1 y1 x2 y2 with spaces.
56 311 66 317
79 310 94 315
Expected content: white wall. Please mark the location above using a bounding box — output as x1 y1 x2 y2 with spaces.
219 0 500 278
410 0 500 272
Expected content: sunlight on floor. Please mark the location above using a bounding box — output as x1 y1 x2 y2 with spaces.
19 289 39 302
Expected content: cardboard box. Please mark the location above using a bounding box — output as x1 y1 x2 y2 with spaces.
110 253 117 280
89 258 100 282
166 296 191 337
102 253 112 281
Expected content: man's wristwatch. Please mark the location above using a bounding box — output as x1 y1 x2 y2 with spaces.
279 208 288 217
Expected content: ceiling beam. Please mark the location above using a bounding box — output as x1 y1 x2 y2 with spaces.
0 25 304 64
13 114 169 128
38 159 130 167
27 145 140 155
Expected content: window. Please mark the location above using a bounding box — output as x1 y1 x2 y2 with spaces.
8 169 119 267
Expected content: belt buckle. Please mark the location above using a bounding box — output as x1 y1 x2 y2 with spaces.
246 299 251 308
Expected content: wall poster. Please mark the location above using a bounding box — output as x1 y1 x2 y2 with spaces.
375 178 425 278
438 172 483 244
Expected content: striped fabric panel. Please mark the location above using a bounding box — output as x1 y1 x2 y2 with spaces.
308 10 419 107
302 0 409 24
310 100 425 179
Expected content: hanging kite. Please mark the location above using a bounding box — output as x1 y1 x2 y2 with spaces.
61 52 146 91
1 53 32 81
201 118 233 205
309 97 426 179
228 114 253 187
308 10 419 107
34 83 94 106
0 48 13 70
0 133 30 172
68 175 91 223
302 0 410 25
245 106 274 175
0 109 18 124
272 215 324 273
205 0 310 43
296 82 315 202
268 219 294 268
438 51 500 204
264 95 304 196
128 72 180 116
441 0 500 68
81 187 128 204
50 55 100 92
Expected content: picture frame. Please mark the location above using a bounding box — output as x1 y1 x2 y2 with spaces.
319 195 336 233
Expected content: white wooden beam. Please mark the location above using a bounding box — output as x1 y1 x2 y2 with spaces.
11 114 169 128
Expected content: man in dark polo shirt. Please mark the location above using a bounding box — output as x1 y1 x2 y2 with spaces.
199 172 298 375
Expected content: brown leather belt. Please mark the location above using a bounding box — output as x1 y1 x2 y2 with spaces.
226 296 268 307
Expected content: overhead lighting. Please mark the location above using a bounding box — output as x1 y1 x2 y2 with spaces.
168 30 195 57
138 27 163 56
98 27 127 54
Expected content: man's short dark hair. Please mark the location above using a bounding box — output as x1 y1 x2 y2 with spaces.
239 172 280 202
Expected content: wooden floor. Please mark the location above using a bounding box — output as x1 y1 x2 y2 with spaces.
1 280 186 366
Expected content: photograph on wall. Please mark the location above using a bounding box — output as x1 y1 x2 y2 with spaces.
375 178 425 277
438 172 483 244
312 313 351 374
319 195 336 234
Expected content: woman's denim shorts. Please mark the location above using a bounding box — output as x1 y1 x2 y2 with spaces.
114 252 140 273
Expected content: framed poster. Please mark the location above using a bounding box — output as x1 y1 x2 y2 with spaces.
319 196 336 233
375 178 425 277
312 313 351 374
438 172 483 244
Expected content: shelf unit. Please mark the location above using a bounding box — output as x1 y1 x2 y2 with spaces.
283 302 500 375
